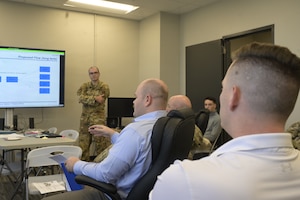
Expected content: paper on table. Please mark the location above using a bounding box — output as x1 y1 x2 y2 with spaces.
33 181 65 194
0 133 24 139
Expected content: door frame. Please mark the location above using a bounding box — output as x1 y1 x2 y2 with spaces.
222 24 274 76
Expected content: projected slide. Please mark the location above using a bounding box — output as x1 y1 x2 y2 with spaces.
0 47 64 108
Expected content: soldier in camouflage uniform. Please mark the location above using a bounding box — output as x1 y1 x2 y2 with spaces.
77 66 111 161
286 121 300 149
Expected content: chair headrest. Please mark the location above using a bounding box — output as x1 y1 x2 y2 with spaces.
197 108 210 115
194 108 210 133
167 108 195 119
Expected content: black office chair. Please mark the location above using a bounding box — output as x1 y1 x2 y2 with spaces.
195 109 210 133
75 108 195 200
192 109 211 160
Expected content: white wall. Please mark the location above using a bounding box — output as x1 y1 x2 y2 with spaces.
179 0 300 128
160 13 180 97
139 13 161 81
139 12 180 97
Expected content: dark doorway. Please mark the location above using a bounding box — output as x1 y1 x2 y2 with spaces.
186 40 223 113
186 24 274 147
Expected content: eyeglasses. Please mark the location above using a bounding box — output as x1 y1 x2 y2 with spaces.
89 72 99 75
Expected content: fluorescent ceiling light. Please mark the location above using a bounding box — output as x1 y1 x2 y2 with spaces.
67 0 139 14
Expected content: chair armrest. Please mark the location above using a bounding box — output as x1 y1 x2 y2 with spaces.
75 175 117 193
75 175 121 200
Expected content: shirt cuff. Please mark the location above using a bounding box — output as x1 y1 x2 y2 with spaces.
111 132 119 144
73 160 86 175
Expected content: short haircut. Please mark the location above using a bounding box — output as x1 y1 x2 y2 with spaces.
204 96 217 104
88 66 99 72
230 42 300 119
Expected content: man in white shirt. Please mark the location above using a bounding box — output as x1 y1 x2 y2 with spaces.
149 42 300 200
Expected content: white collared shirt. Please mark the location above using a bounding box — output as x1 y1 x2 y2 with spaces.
150 133 300 200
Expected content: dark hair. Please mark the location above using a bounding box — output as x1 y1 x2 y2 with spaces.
232 42 300 86
231 42 300 119
204 96 217 104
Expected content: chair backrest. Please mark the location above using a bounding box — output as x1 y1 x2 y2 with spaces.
59 130 79 141
195 109 210 133
48 127 58 134
126 108 195 200
209 129 222 154
26 145 82 168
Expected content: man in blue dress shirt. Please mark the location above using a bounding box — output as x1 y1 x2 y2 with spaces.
43 78 168 200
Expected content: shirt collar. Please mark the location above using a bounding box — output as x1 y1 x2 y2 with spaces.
134 110 167 122
212 133 294 157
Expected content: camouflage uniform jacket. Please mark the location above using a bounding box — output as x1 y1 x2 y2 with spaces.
77 81 110 120
188 125 212 159
286 121 300 149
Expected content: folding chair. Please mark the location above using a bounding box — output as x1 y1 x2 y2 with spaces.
25 145 82 200
48 127 58 134
59 130 79 141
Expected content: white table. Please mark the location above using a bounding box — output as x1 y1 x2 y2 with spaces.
0 135 76 150
0 135 76 199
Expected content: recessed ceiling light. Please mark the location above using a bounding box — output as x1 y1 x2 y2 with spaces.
66 0 139 14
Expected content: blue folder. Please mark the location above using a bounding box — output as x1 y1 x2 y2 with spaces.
60 163 83 191
50 154 83 191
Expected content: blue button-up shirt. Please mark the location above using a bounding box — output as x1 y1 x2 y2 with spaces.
74 110 167 199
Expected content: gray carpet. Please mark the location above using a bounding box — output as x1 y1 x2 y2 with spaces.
0 169 60 200
0 173 29 200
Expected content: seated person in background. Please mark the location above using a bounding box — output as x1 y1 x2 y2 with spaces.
43 78 168 200
149 42 300 200
286 121 300 149
166 95 211 159
203 96 222 143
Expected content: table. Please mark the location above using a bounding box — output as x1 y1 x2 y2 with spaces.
0 136 75 150
0 135 76 199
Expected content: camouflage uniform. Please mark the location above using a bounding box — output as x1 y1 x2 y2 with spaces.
77 81 111 161
188 125 212 159
94 144 112 163
286 121 300 149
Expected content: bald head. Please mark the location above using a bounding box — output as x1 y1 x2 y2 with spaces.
133 78 168 117
139 79 169 103
166 95 192 112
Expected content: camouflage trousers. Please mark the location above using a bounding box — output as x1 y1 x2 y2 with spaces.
79 132 111 161
79 116 111 161
93 144 112 162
